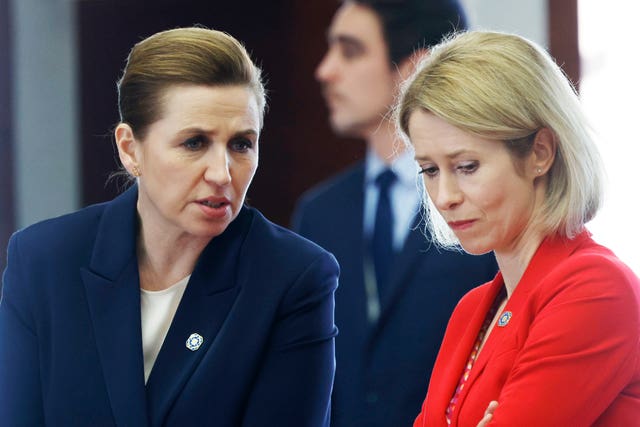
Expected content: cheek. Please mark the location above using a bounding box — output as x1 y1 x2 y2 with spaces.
465 174 509 213
233 158 258 190
143 148 182 175
148 160 207 201
359 66 393 97
422 177 438 201
245 163 258 186
476 177 532 225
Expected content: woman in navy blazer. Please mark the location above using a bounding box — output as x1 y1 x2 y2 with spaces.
398 31 640 425
0 27 338 426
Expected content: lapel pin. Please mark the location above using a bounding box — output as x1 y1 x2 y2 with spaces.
186 333 204 351
497 311 512 327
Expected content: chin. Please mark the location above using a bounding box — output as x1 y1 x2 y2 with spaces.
459 241 494 256
330 120 350 136
189 222 232 240
329 115 357 136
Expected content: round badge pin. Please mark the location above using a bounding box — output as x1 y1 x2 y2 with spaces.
186 333 204 351
497 311 512 327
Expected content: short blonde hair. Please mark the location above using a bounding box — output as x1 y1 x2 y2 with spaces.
397 31 604 246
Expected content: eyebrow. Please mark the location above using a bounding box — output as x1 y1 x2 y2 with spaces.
232 129 259 138
178 127 259 138
328 34 365 50
414 149 472 162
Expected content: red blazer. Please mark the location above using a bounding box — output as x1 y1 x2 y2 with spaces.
414 231 640 426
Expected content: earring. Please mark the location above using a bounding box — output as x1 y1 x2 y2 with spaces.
132 165 141 177
536 168 542 175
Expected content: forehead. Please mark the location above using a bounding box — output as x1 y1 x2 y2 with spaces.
408 110 460 147
328 2 386 50
409 110 502 158
158 84 260 130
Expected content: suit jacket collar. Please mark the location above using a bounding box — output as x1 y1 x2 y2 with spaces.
356 162 427 331
338 165 369 324
87 184 140 280
471 231 592 370
81 185 253 426
373 214 427 325
81 185 147 426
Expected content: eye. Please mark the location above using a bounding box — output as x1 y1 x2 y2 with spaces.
182 135 207 151
229 137 254 153
456 161 478 175
340 41 364 60
418 165 439 178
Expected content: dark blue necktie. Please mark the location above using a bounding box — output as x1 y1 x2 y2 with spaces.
372 169 396 301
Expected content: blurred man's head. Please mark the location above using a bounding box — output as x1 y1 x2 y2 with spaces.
316 0 467 138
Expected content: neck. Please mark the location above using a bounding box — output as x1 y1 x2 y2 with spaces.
494 225 546 297
493 179 550 297
136 216 211 292
366 116 406 164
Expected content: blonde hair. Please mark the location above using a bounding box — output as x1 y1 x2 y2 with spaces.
117 27 266 138
397 31 604 246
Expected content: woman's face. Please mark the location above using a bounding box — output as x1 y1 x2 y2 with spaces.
123 84 260 242
408 110 543 255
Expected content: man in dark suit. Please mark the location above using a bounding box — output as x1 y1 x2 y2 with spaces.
292 1 499 426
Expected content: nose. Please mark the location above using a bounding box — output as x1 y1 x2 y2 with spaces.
203 145 231 186
431 173 463 212
315 48 337 83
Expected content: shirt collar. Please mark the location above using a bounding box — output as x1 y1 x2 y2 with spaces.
365 147 420 189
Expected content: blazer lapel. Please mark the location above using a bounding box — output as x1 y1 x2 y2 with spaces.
450 234 589 423
346 168 372 324
442 276 505 425
145 208 251 425
328 165 370 327
463 232 591 387
81 186 149 427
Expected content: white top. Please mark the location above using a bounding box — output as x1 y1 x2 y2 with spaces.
140 275 190 383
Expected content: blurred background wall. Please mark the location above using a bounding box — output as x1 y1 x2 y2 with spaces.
2 0 598 276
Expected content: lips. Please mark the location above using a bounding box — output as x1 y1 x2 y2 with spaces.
321 88 343 105
447 219 476 231
196 197 231 218
198 199 228 209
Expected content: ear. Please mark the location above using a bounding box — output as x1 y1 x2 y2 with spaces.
530 127 557 177
114 123 141 175
396 48 429 81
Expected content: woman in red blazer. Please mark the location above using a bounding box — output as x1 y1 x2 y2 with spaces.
397 31 640 426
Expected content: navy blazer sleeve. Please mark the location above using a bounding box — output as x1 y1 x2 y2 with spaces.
242 251 338 426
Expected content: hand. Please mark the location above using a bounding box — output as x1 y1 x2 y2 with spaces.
476 401 499 427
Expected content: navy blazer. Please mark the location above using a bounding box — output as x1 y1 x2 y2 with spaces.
292 163 498 427
0 185 339 427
